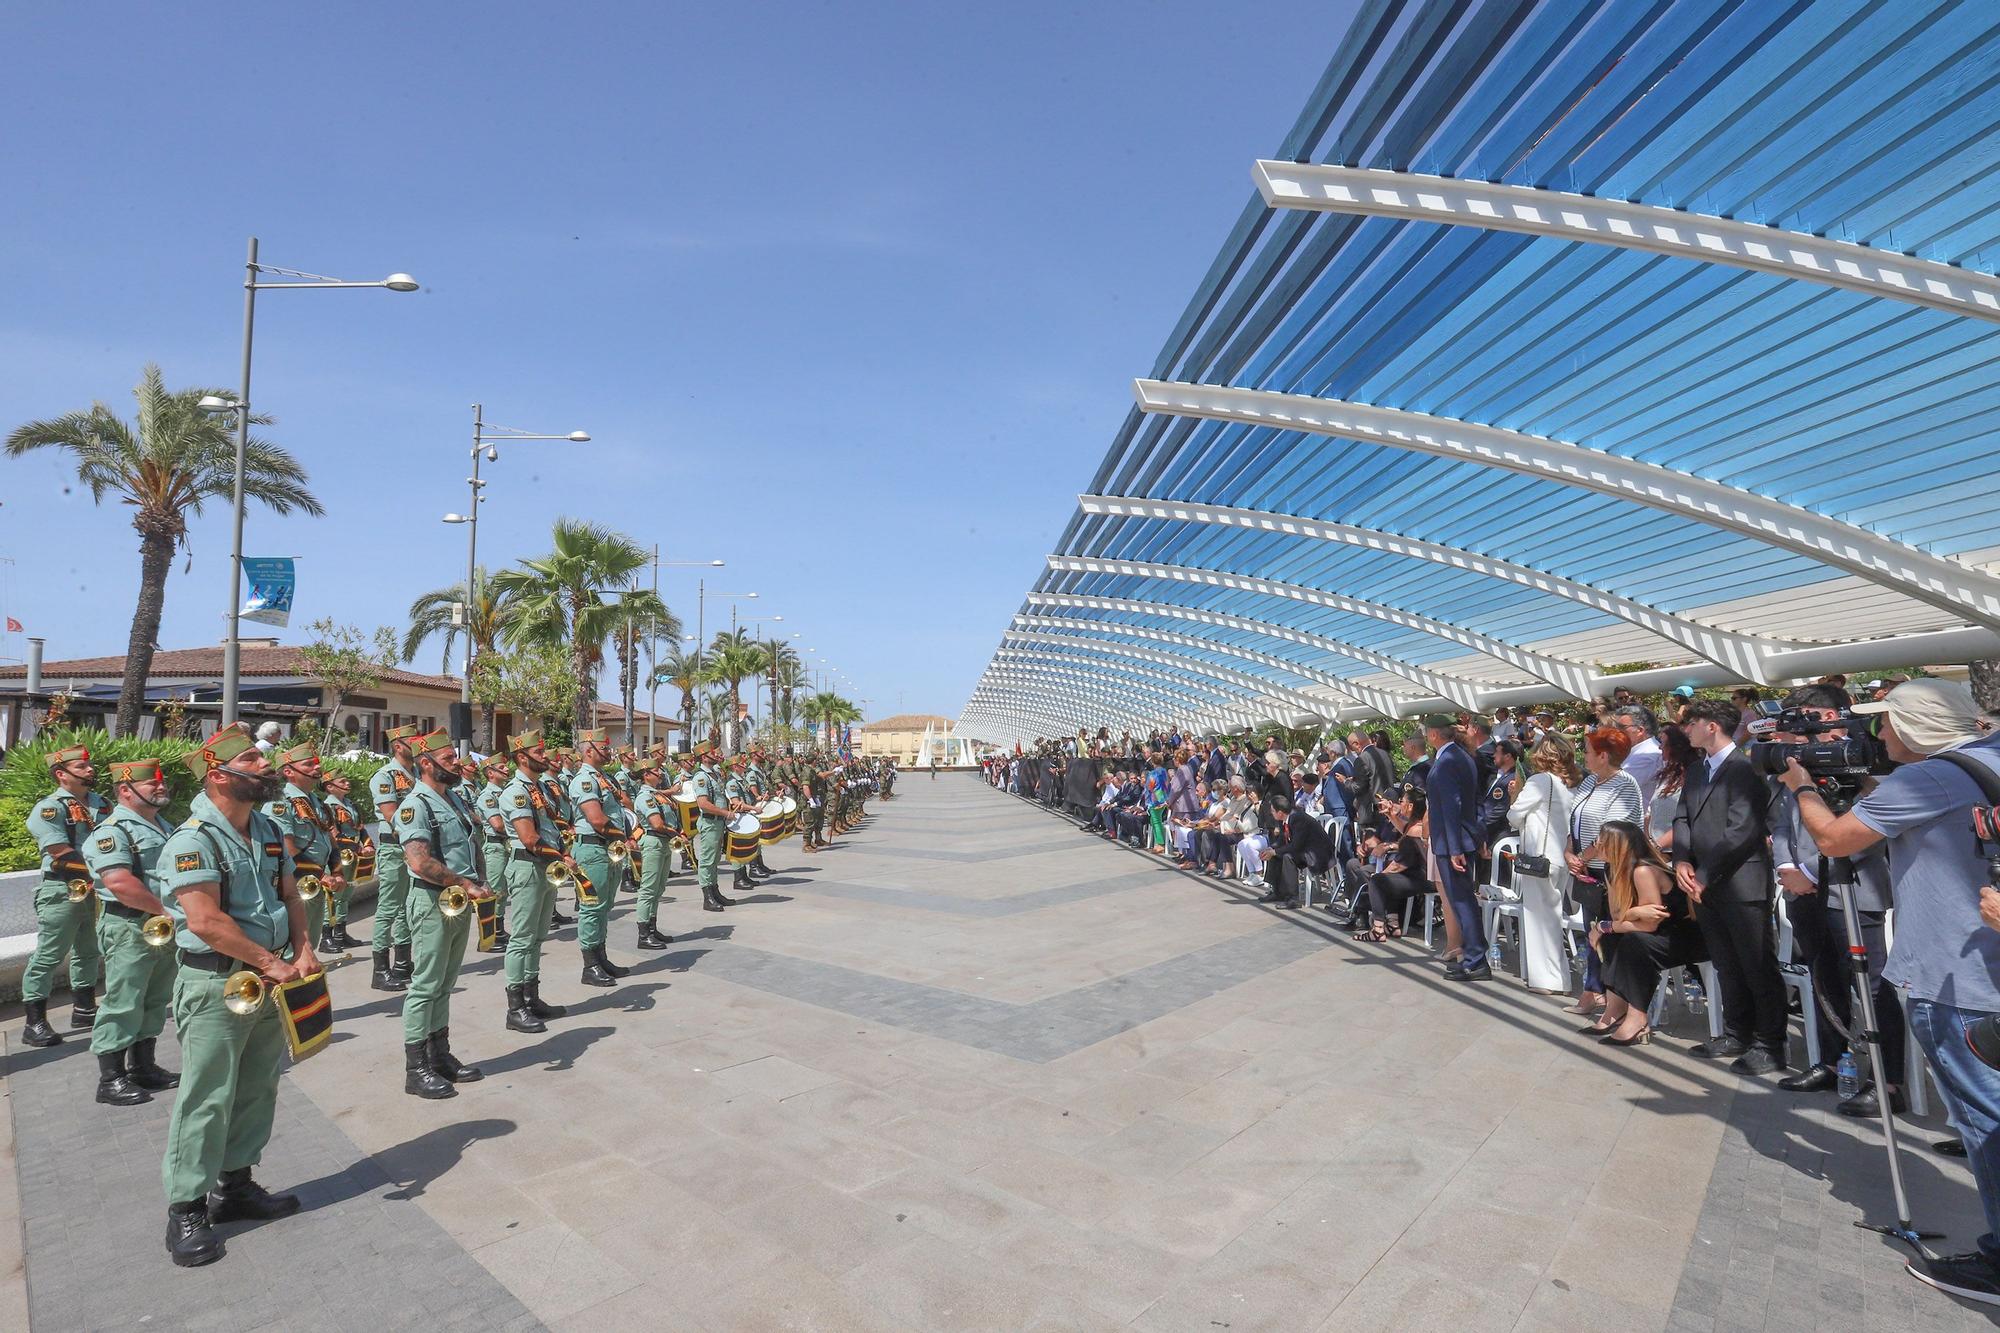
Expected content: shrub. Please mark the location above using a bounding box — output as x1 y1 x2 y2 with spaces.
0 728 201 871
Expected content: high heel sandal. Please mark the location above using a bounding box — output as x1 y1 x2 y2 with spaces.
1576 1022 1615 1036
1600 1028 1653 1047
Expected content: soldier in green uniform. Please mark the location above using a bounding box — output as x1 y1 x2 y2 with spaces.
367 723 423 992
261 743 342 958
500 730 569 1033
157 723 316 1268
723 751 760 896
540 748 579 929
632 748 678 949
475 753 514 950
320 770 365 951
568 729 629 987
21 742 107 1047
688 742 734 911
80 758 181 1105
743 746 776 881
395 730 494 1099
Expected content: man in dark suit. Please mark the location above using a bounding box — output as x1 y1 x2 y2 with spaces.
1424 715 1489 980
1257 794 1335 908
1673 699 1786 1074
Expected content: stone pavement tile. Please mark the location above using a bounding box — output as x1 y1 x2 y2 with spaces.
838 1230 1107 1330
649 1129 805 1213
681 1251 902 1332
1163 1075 1291 1136
1062 1069 1198 1126
586 1180 794 1306
974 1212 1186 1325
1181 1112 1332 1200
1095 1173 1281 1261
471 1218 641 1323
727 1176 916 1276
972 1143 1133 1224
954 1092 1120 1154
705 1052 844 1102
871 1109 1007 1173
1082 1111 1233 1180
1316 1255 1524 1332
1134 1249 1347 1333
854 1161 1055 1248
773 1075 909 1129
1515 1281 1673 1332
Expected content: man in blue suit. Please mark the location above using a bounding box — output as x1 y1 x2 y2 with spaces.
1424 714 1490 981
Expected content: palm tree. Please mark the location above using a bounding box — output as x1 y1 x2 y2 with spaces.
656 644 707 746
760 640 802 725
802 691 861 750
490 519 651 733
602 590 675 744
773 657 808 726
6 365 322 737
402 567 513 749
705 629 768 744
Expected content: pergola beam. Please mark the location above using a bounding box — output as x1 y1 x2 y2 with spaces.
979 659 1257 727
995 637 1340 722
1252 161 2000 324
1132 379 2000 632
1077 493 1787 681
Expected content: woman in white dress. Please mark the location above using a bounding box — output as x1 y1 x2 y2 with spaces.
1508 735 1579 994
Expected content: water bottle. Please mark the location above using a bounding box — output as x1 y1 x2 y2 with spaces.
1681 971 1705 1013
1836 1051 1860 1101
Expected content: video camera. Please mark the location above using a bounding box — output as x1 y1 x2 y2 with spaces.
1746 707 1894 781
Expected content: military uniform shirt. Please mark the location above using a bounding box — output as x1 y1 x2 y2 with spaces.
26 786 109 877
83 803 176 905
476 780 510 839
690 767 728 829
369 758 417 839
159 792 293 955
264 782 334 873
502 771 562 852
635 785 671 836
746 764 767 800
395 783 481 881
725 772 754 808
569 763 616 836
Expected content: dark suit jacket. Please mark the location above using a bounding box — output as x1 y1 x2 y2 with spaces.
1269 810 1335 868
1672 750 1774 901
1427 742 1480 859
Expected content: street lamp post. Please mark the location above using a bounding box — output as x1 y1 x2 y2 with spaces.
205 237 418 728
441 405 588 755
695 586 757 750
636 549 723 748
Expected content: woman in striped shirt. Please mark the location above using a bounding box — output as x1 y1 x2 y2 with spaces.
1564 727 1647 1028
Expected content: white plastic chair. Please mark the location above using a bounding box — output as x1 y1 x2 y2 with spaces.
1479 836 1523 976
1648 963 1724 1040
1774 893 1822 1070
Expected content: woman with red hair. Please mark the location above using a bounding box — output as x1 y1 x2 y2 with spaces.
1564 726 1647 1030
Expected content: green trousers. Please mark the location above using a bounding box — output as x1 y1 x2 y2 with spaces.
372 841 412 947
23 879 101 1002
402 885 471 1042
327 879 349 926
503 855 553 986
573 842 621 949
636 835 671 921
695 822 723 889
482 840 511 919
90 912 174 1055
160 965 284 1205
804 803 824 841
302 889 326 946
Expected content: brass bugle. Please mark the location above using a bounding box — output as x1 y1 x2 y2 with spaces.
142 914 175 948
223 970 267 1016
606 838 628 867
66 877 92 903
295 873 324 900
440 885 470 918
544 858 573 889
337 847 357 870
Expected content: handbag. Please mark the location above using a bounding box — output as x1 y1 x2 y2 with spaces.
1511 851 1552 879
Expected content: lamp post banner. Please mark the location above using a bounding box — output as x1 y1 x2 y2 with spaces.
240 557 296 627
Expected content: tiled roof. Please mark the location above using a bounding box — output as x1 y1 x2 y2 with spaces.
0 646 461 692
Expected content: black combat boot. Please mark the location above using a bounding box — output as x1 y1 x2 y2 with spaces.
431 1029 482 1083
580 947 615 988
505 984 545 1034
637 916 672 949
206 1168 300 1223
526 979 566 1020
390 941 414 983
371 950 407 992
733 866 755 895
96 1049 149 1106
21 998 62 1047
69 984 98 1029
166 1200 221 1267
550 905 575 928
128 1037 180 1090
317 922 342 955
333 921 363 950
599 946 631 978
404 1040 455 1099
701 882 726 911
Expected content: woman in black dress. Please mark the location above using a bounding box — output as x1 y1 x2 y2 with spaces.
1591 820 1707 1046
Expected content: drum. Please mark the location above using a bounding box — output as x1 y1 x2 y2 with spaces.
778 795 799 838
726 812 762 864
673 791 701 838
757 798 785 847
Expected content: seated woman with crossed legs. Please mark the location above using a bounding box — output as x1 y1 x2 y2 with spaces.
1590 819 1708 1047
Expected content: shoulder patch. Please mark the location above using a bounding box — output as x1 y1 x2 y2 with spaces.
509 791 528 808
399 806 416 823
175 852 202 872
36 805 56 820
96 835 116 852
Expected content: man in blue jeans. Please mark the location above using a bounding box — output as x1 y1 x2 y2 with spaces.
1777 678 2000 1305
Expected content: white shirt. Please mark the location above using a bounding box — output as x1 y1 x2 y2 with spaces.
1491 720 1518 742
1705 741 1737 780
1623 736 1663 806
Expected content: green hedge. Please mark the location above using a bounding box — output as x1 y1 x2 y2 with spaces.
0 728 202 872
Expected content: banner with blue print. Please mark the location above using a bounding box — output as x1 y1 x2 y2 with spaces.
241 557 296 628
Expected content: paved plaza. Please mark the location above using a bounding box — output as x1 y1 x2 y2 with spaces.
2 779 1996 1330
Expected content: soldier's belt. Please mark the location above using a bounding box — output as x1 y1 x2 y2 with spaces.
102 900 146 922
178 950 235 974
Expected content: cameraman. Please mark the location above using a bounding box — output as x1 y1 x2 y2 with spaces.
1765 684 1903 1114
1777 677 2000 1305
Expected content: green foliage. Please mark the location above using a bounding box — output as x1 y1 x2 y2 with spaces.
0 728 201 871
296 617 399 722
471 642 575 732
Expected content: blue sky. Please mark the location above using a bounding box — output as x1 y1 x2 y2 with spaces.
0 1 1354 723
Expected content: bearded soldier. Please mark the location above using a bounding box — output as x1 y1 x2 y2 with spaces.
80 758 181 1105
21 742 106 1046
500 730 570 1033
395 731 493 1099
367 724 423 991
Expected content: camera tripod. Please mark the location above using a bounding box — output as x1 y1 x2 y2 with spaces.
1814 782 1943 1256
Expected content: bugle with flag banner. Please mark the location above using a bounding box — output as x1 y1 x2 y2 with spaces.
274 970 334 1061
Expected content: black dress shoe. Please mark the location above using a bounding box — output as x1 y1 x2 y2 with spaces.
166 1200 222 1267
1936 1138 1969 1157
1837 1085 1909 1119
1778 1062 1837 1093
1689 1036 1749 1060
206 1169 301 1223
1730 1049 1785 1076
1448 965 1493 982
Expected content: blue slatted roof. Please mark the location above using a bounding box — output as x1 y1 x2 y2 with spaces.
963 0 2000 739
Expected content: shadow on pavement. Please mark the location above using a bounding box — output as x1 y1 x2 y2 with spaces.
477 1023 615 1076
